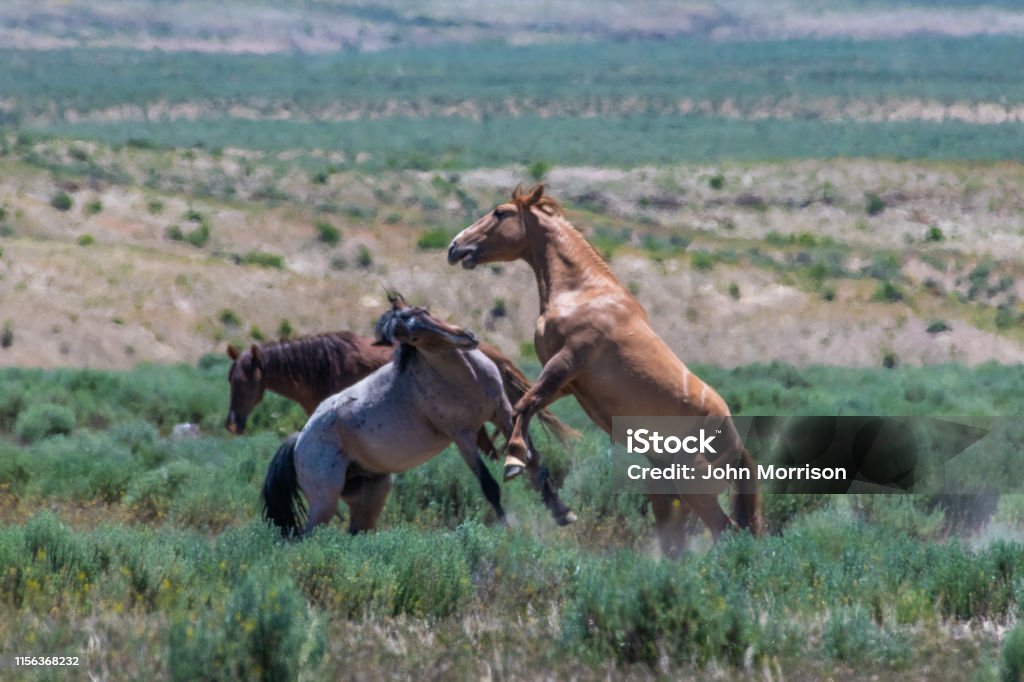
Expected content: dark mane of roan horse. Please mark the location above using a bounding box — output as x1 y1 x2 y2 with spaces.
372 306 424 371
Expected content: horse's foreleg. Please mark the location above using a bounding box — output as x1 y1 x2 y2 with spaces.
344 474 393 534
506 350 577 480
454 433 507 524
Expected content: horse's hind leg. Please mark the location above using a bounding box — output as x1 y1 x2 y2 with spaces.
344 474 393 534
295 440 349 537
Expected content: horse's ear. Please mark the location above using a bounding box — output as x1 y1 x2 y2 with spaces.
386 289 408 310
527 183 545 206
250 344 262 369
226 344 240 360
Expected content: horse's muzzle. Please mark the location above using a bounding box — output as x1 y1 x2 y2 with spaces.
225 411 246 435
447 243 477 269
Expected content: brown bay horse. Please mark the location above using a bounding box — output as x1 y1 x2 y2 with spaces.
263 295 570 536
448 184 762 555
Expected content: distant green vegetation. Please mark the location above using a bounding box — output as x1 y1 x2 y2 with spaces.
6 36 1024 169
28 116 1024 170
3 38 1024 113
416 227 454 250
237 250 285 269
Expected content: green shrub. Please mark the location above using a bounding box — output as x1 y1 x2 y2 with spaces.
924 225 944 242
147 198 164 214
862 253 902 280
865 192 886 216
124 461 196 519
872 280 904 303
690 251 715 271
84 199 103 216
416 228 452 251
169 569 323 682
491 298 507 318
315 220 340 246
356 245 373 268
821 606 909 668
77 234 95 246
996 304 1021 330
167 219 210 248
528 160 551 181
219 309 242 328
50 191 73 212
1 321 12 348
14 403 75 443
239 251 284 269
1001 622 1024 682
565 552 756 666
709 173 725 190
278 320 294 339
926 320 951 334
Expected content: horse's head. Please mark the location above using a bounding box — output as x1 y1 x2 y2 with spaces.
374 292 479 353
225 343 267 434
448 184 555 269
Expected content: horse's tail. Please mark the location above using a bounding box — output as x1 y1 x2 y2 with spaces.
732 447 763 535
479 342 580 444
262 433 307 538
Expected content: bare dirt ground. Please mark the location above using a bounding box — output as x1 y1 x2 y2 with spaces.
1 143 1022 371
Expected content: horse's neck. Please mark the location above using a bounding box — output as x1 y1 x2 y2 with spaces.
259 353 321 413
405 347 477 386
525 212 623 313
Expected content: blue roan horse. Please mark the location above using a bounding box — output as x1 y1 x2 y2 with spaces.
262 293 577 537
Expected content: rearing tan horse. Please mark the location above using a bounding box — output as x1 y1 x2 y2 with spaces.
448 184 762 554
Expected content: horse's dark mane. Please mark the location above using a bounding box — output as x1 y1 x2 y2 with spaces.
254 331 383 395
374 306 421 374
394 344 417 372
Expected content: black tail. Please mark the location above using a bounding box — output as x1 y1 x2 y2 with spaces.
262 433 306 538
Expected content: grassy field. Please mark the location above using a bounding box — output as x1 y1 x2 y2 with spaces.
1 361 1024 679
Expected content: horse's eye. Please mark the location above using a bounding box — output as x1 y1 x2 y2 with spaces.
494 209 507 219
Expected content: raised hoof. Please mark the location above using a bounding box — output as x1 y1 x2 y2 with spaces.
503 464 524 481
555 510 578 527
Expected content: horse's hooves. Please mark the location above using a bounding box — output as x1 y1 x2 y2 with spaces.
555 510 578 527
504 464 524 481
